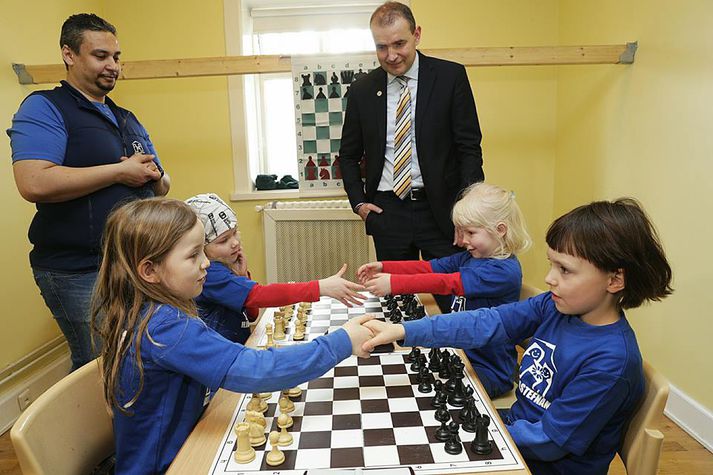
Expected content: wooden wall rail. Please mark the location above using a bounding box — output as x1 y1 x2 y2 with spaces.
12 43 637 85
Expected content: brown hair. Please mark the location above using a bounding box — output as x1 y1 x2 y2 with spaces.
546 198 673 309
370 1 417 33
91 198 199 414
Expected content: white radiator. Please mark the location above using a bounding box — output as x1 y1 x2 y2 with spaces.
259 200 376 283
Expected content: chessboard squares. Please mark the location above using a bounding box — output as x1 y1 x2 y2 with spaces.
393 426 430 446
316 126 330 140
329 125 343 138
363 445 401 466
463 440 504 462
300 414 333 432
361 412 394 430
333 376 359 388
332 399 361 415
358 386 387 400
330 139 340 153
380 353 409 365
381 363 408 375
297 431 331 449
303 140 317 153
307 378 333 390
333 387 360 400
390 411 424 428
302 125 316 140
317 140 331 154
334 366 358 377
300 100 315 113
259 448 298 470
331 447 364 468
328 98 342 110
356 356 381 366
329 111 342 125
388 397 420 413
332 414 361 431
331 429 363 448
315 99 328 113
356 364 382 376
302 401 333 416
269 415 303 433
360 398 390 413
292 448 331 469
303 388 333 402
359 375 386 387
397 444 435 465
363 428 397 446
383 374 413 387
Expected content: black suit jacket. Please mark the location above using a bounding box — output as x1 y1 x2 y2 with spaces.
339 51 484 237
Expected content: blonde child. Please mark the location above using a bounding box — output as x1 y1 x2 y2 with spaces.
186 193 365 344
362 198 673 475
91 198 373 474
358 182 531 397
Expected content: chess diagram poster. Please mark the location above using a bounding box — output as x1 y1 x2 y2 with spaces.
291 54 379 191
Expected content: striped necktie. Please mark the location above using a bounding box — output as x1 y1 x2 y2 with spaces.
393 76 412 200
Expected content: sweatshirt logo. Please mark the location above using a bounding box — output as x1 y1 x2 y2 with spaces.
132 140 145 154
518 338 557 409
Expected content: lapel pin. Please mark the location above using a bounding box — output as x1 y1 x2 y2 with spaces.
377 91 382 96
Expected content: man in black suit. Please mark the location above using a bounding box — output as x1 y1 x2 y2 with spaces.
339 1 484 310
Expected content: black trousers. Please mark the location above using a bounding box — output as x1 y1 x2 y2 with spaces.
366 190 460 314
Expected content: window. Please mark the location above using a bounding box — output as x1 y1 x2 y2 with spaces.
225 1 385 199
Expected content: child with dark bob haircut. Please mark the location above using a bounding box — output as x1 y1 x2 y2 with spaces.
362 198 672 475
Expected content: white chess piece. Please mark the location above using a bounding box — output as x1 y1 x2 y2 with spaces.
265 431 285 466
276 413 294 446
233 422 256 463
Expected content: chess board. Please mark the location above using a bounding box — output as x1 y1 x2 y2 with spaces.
208 350 525 474
256 294 409 351
291 54 379 191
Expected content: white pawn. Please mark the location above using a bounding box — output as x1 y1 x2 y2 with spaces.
278 401 294 429
265 431 285 466
277 413 293 446
233 422 255 463
279 393 295 413
287 386 302 398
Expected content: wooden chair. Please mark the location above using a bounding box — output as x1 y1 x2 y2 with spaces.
10 358 114 475
491 282 543 409
619 361 669 475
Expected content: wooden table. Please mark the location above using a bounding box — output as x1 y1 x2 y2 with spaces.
167 294 530 475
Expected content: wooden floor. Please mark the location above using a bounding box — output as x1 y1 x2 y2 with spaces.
0 414 711 474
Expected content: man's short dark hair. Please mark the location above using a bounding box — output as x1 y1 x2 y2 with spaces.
370 1 417 33
60 13 116 53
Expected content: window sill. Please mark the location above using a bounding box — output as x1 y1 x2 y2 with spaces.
230 188 348 202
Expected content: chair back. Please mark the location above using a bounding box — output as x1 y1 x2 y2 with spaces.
10 358 114 475
619 360 669 475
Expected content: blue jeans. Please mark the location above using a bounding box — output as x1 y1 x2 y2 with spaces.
32 269 101 371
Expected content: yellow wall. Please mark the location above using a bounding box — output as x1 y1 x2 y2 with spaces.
0 0 104 370
556 0 713 409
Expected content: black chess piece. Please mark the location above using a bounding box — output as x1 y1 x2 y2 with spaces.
434 407 451 442
471 415 493 455
460 399 479 432
410 353 426 372
330 72 339 84
340 70 354 84
316 87 326 99
406 347 421 363
428 348 442 372
301 87 313 100
444 421 463 455
418 369 433 393
329 86 340 98
301 73 312 86
438 351 452 379
314 72 326 85
430 380 446 408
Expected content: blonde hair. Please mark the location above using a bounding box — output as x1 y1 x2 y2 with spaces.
91 198 199 414
451 182 531 259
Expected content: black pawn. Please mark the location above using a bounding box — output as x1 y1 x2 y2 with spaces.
434 407 451 442
418 370 433 393
428 348 442 372
471 415 493 455
406 347 421 363
430 380 446 408
444 421 462 455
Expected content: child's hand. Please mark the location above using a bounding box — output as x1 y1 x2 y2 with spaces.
362 320 405 353
357 261 383 283
341 314 376 358
319 264 366 307
232 249 249 277
364 273 391 297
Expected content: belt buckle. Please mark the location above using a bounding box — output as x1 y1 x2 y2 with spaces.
410 188 423 201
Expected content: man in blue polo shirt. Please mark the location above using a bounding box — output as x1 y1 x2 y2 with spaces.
7 13 171 371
